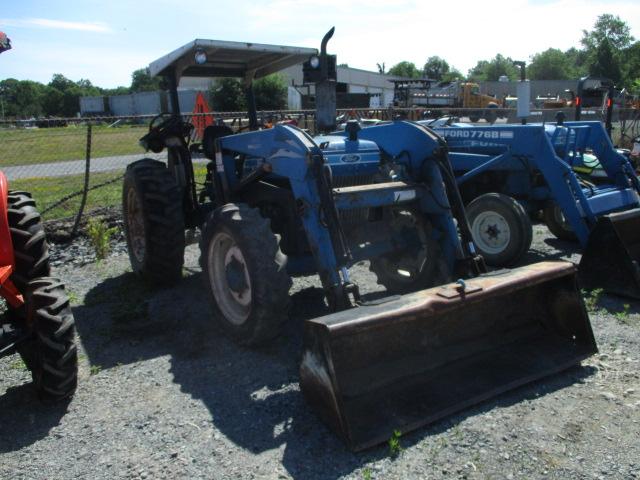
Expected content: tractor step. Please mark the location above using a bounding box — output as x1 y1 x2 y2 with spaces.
332 181 418 210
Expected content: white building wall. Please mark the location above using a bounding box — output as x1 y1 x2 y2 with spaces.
168 65 402 108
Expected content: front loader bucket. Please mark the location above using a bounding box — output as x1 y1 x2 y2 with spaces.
578 208 640 299
300 261 596 451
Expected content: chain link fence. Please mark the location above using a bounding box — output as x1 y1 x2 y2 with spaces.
1 107 638 238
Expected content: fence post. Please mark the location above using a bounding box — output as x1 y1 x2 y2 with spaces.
72 123 92 236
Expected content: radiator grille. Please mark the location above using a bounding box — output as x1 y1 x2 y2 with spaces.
333 174 377 231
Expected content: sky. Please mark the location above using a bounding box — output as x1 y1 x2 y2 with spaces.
1 0 640 88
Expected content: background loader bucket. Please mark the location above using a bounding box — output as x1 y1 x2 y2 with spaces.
300 261 596 451
578 208 640 299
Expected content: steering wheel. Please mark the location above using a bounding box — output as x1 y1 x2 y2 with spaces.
149 112 177 132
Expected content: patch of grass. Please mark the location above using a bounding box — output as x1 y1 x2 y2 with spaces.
615 303 632 324
66 289 81 305
0 125 148 166
89 364 102 375
362 467 372 480
10 170 123 221
86 217 119 260
582 288 604 312
10 164 208 222
8 358 27 371
388 429 403 457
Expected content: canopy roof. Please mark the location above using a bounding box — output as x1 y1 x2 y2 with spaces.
148 39 317 82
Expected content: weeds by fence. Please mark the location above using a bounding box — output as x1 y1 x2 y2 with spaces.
1 107 638 237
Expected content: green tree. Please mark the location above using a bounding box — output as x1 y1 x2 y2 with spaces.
210 78 246 111
581 14 634 52
0 78 20 117
423 56 450 80
590 38 622 83
563 47 589 77
580 14 633 86
46 74 91 116
468 54 518 81
528 48 576 80
0 79 45 117
101 86 130 96
41 85 63 116
388 61 421 78
442 68 463 82
49 73 75 93
130 68 162 93
253 74 287 110
624 41 640 93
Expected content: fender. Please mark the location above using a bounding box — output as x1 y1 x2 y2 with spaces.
0 171 22 307
0 171 14 271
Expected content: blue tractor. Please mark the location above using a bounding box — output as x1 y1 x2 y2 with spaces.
431 120 640 298
122 30 596 450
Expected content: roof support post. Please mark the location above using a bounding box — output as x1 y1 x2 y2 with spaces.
166 68 181 116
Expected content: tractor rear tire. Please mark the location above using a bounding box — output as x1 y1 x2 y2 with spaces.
7 191 50 291
543 204 577 241
466 193 532 267
369 209 448 293
123 159 185 285
200 203 292 346
17 277 78 400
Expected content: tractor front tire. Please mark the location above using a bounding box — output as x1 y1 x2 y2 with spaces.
466 193 532 267
543 204 577 241
200 203 292 346
123 159 185 285
7 191 50 290
18 278 78 400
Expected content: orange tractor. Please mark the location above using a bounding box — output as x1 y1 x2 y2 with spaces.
0 172 78 399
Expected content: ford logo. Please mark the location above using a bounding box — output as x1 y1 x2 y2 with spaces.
340 154 361 163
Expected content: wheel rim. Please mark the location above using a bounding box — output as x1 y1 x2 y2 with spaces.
208 231 252 325
553 206 573 232
472 210 511 254
126 188 146 263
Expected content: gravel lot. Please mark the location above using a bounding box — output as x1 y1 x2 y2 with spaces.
1 221 639 480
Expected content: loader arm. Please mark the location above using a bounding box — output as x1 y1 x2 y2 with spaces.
217 125 350 298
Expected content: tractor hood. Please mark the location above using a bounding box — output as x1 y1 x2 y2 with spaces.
316 135 380 164
314 135 381 176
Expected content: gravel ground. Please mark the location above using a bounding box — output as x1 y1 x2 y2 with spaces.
1 222 639 480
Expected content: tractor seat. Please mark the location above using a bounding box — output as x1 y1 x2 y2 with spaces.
202 125 234 160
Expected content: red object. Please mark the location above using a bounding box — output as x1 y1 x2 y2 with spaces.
0 171 14 270
575 97 581 106
607 98 612 108
0 171 24 308
191 92 214 140
0 31 11 54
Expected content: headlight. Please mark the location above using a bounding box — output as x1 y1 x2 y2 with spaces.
194 49 207 65
309 55 320 69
